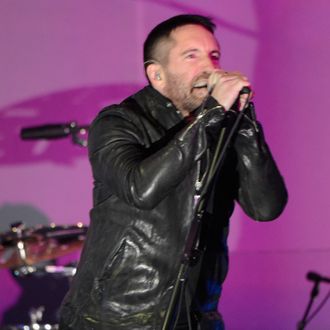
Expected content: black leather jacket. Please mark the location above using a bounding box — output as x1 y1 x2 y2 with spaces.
59 86 287 329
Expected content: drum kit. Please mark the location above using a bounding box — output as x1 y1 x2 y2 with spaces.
0 123 89 329
0 221 88 329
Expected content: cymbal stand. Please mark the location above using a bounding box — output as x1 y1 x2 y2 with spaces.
11 222 28 264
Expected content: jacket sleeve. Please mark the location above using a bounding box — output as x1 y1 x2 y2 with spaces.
88 103 226 210
233 103 288 221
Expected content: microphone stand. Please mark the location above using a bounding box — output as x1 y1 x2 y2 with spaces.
162 98 250 330
297 281 320 330
297 272 330 330
20 121 89 147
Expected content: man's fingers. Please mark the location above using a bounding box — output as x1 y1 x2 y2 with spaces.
208 69 252 110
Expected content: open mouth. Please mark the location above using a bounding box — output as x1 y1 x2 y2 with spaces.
193 81 208 89
192 81 209 96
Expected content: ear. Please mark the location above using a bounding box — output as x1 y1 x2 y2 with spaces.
146 63 165 91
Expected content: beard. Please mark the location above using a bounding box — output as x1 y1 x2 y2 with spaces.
163 71 209 114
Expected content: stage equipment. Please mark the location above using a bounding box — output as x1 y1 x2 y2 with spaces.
20 122 89 147
297 270 330 329
162 87 252 329
0 222 87 329
0 222 87 270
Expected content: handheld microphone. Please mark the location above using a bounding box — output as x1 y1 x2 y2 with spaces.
207 70 251 96
239 86 251 95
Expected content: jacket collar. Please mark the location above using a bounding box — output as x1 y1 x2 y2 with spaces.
132 85 185 130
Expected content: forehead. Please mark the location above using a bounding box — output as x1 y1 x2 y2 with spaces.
169 24 220 53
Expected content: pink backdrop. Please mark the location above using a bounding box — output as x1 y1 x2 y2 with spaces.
1 0 329 328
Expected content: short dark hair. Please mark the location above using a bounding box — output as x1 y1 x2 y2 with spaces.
143 14 216 69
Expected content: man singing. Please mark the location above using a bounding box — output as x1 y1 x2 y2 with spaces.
59 14 287 330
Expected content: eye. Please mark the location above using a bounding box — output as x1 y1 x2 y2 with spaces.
210 52 220 62
185 52 197 59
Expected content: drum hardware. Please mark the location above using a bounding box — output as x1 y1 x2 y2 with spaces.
2 324 58 330
29 306 44 326
12 265 39 277
0 223 88 270
12 222 28 264
4 310 59 330
44 265 76 277
0 222 86 329
12 265 77 277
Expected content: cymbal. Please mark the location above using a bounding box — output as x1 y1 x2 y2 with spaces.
0 224 87 269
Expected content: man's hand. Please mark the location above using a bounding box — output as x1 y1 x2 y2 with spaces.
208 70 252 111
